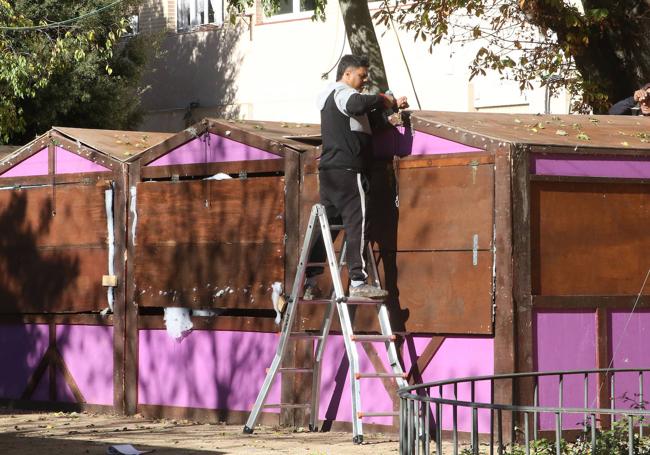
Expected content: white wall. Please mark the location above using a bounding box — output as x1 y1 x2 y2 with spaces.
138 0 570 132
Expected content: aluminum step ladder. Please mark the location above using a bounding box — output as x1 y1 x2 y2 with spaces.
243 203 407 444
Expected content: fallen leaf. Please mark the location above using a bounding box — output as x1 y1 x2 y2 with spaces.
621 141 629 146
577 132 590 141
556 129 568 136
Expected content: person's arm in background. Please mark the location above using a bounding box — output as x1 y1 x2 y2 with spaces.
608 96 636 115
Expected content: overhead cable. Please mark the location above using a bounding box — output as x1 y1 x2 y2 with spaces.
0 0 124 31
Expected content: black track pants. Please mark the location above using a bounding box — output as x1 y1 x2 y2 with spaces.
306 169 369 282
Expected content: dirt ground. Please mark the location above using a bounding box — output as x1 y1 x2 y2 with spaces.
0 408 401 454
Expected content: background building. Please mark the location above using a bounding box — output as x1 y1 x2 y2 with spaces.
135 0 571 131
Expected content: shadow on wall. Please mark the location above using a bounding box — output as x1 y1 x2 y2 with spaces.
135 177 285 417
0 192 80 312
139 25 243 132
0 191 81 401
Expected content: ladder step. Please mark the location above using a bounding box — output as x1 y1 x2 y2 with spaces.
276 367 314 374
355 372 408 380
330 225 345 230
289 332 322 339
358 411 400 418
345 297 385 305
298 298 332 305
262 403 311 409
350 334 396 342
305 262 328 267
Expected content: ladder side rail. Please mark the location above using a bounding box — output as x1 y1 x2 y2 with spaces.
310 234 351 430
289 204 325 306
337 298 364 440
244 204 323 432
365 242 407 388
309 298 336 431
316 207 346 301
377 302 408 389
365 241 382 289
333 240 364 440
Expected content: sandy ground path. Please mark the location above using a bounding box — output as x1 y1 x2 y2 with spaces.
0 408 401 454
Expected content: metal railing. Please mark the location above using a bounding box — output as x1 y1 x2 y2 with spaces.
399 368 650 454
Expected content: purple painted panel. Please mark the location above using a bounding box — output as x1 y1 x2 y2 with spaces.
535 311 598 430
610 311 650 410
0 324 49 399
531 154 650 178
138 329 280 412
373 127 482 159
56 325 114 405
416 337 494 433
0 148 49 178
319 336 493 431
146 133 282 167
55 146 110 174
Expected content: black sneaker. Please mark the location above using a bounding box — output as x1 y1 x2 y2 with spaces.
349 284 388 299
303 284 323 301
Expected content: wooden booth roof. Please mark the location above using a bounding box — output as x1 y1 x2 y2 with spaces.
410 111 650 150
0 145 18 159
53 127 175 161
204 118 322 152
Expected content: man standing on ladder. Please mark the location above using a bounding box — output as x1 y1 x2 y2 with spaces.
305 54 408 300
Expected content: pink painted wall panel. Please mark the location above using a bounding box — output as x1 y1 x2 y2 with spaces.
54 146 110 174
535 311 598 430
610 311 650 410
0 148 49 178
319 336 493 431
146 133 281 167
138 329 280 412
415 337 494 433
531 154 650 178
56 325 114 405
373 127 482 159
0 324 49 399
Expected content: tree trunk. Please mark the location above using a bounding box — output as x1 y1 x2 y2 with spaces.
338 0 389 93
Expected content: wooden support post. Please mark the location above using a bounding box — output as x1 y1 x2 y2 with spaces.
49 321 57 401
512 144 535 443
281 149 304 427
493 145 516 443
123 162 140 415
596 307 611 429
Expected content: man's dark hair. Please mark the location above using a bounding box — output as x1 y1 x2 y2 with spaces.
336 55 370 81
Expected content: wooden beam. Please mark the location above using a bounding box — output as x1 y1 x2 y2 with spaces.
139 159 284 179
533 295 650 309
406 336 445 384
596 307 611 429
48 321 56 401
20 349 51 400
50 347 86 403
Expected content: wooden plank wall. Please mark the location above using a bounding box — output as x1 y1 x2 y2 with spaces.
133 177 285 310
298 153 496 334
0 184 110 313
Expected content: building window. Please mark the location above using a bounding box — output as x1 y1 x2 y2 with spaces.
177 0 224 31
268 0 315 17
